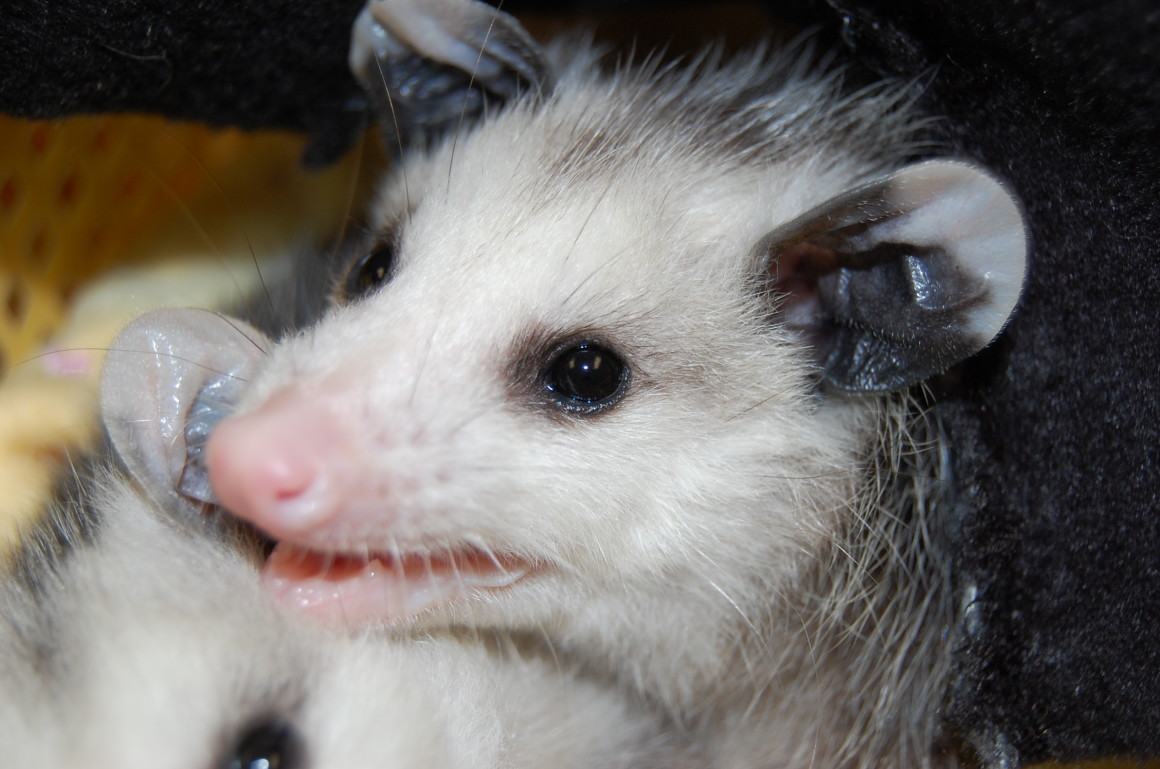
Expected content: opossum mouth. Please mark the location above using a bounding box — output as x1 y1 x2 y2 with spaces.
260 542 530 624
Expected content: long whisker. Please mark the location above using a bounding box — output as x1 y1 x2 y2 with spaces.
446 1 504 196
143 129 267 312
373 53 412 223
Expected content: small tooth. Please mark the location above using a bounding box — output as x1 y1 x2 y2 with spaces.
460 565 528 589
403 580 461 615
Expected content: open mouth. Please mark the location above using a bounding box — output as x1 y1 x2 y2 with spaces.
260 541 531 624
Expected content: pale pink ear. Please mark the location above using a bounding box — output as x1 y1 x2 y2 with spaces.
100 308 270 515
761 160 1028 392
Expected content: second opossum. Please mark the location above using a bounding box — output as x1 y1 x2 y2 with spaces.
102 2 1028 767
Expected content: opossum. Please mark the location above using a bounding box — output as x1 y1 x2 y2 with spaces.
0 429 685 767
100 1 1028 767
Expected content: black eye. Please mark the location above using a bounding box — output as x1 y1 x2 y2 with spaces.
345 241 396 299
542 342 628 413
222 718 305 769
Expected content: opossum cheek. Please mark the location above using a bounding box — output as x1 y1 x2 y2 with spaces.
206 392 359 540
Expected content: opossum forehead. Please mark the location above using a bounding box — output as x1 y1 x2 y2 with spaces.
343 183 754 405
367 64 908 305
367 134 876 340
384 121 875 250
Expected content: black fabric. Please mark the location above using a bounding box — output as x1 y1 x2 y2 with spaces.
2 1 1157 764
815 1 1160 763
0 0 368 164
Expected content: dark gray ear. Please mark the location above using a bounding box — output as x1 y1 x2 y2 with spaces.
349 0 552 154
761 160 1028 392
100 309 270 515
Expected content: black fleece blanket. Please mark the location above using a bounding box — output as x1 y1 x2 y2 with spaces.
2 1 1157 764
825 2 1160 764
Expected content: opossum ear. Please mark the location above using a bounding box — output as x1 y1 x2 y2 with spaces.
761 160 1027 392
100 309 269 515
349 0 552 154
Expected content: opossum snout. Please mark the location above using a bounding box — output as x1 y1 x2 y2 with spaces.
207 390 355 541
205 383 533 624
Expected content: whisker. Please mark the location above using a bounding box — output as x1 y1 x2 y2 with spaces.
372 53 412 222
389 535 407 589
446 0 503 197
561 174 618 268
407 296 448 417
129 142 257 311
218 315 272 357
558 245 634 309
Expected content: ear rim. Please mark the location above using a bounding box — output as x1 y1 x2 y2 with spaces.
874 160 1028 344
759 159 1029 393
99 308 270 516
349 0 553 155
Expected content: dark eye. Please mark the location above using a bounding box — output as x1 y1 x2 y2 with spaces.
345 241 396 299
222 718 305 769
542 342 628 413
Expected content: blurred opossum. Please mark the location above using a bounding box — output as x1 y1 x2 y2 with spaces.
100 1 1028 767
0 431 686 767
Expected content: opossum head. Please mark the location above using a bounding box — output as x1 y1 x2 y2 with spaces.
0 473 463 769
101 40 1026 702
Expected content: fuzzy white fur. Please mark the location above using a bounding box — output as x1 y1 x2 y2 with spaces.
94 36 1025 769
0 471 686 768
191 42 976 769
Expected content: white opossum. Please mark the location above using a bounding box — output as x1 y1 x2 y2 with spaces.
0 454 686 767
100 1 1028 767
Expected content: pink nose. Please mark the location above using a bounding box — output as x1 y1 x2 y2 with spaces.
206 392 346 540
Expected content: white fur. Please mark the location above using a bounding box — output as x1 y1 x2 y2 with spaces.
79 28 1031 768
0 473 685 768
207 43 968 769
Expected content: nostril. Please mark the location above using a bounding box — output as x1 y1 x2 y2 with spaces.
274 480 311 502
206 394 345 538
260 453 319 502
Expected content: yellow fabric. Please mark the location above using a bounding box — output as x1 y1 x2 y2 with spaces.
0 114 368 549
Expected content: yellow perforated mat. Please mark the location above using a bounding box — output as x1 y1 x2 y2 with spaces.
0 114 367 548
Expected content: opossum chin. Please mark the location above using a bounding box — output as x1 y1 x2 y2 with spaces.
261 541 532 623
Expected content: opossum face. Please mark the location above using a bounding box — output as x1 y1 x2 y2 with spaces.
212 141 866 629
102 43 1026 691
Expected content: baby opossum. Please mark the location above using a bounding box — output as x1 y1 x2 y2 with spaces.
0 428 685 767
100 1 1028 767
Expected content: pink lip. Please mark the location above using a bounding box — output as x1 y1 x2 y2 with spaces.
261 542 531 624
